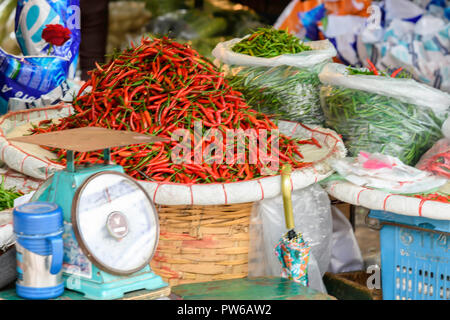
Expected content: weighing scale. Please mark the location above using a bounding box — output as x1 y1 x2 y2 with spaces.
10 127 169 300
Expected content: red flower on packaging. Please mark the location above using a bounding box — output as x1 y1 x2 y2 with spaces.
42 24 71 46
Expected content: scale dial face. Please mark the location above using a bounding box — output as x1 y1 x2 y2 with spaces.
71 171 159 275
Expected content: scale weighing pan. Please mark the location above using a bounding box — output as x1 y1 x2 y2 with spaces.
9 126 167 152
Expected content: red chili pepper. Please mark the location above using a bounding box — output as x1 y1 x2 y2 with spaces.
366 59 379 76
390 67 403 78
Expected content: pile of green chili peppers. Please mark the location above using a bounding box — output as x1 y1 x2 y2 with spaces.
228 64 326 126
231 27 312 58
0 177 21 211
320 86 446 166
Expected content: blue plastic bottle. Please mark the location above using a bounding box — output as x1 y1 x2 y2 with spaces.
13 202 64 299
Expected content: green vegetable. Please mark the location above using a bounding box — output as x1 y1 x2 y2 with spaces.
231 27 312 58
320 85 446 166
346 66 412 79
0 176 22 211
228 64 325 126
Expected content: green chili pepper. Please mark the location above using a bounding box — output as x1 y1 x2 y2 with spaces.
0 176 22 211
231 27 312 58
320 85 446 165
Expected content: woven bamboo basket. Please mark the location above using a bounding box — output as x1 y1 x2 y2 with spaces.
150 202 254 286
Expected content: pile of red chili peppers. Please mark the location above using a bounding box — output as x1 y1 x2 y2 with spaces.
31 37 321 184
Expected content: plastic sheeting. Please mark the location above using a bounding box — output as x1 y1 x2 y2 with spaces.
327 206 364 274
331 152 447 194
248 184 332 293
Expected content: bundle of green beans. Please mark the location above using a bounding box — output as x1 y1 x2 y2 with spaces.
228 64 325 126
231 27 312 58
320 86 446 166
0 177 21 211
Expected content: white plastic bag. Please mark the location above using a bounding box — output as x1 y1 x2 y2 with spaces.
8 79 80 112
357 0 450 93
319 63 450 113
212 37 336 68
248 184 332 292
330 152 447 194
213 37 336 126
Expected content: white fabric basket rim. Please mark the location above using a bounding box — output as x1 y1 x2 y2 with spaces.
325 180 450 221
0 105 346 205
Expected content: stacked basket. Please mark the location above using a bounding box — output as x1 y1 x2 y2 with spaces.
151 203 253 286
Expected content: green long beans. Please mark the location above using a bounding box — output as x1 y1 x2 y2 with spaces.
320 86 446 166
0 177 22 211
231 27 312 58
228 64 325 126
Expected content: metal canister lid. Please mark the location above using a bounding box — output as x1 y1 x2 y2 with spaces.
13 202 63 236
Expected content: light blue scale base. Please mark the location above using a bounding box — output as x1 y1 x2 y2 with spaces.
64 266 168 300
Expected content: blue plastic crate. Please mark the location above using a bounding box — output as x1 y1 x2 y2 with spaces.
369 210 450 300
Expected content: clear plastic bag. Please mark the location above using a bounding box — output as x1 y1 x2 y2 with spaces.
227 64 326 126
416 138 450 179
330 152 447 194
213 38 336 126
319 63 450 166
248 184 332 292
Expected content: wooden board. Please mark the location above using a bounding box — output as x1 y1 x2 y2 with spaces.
171 277 335 300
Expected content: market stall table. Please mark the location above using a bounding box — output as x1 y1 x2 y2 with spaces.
170 277 335 300
0 285 171 300
0 277 334 300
